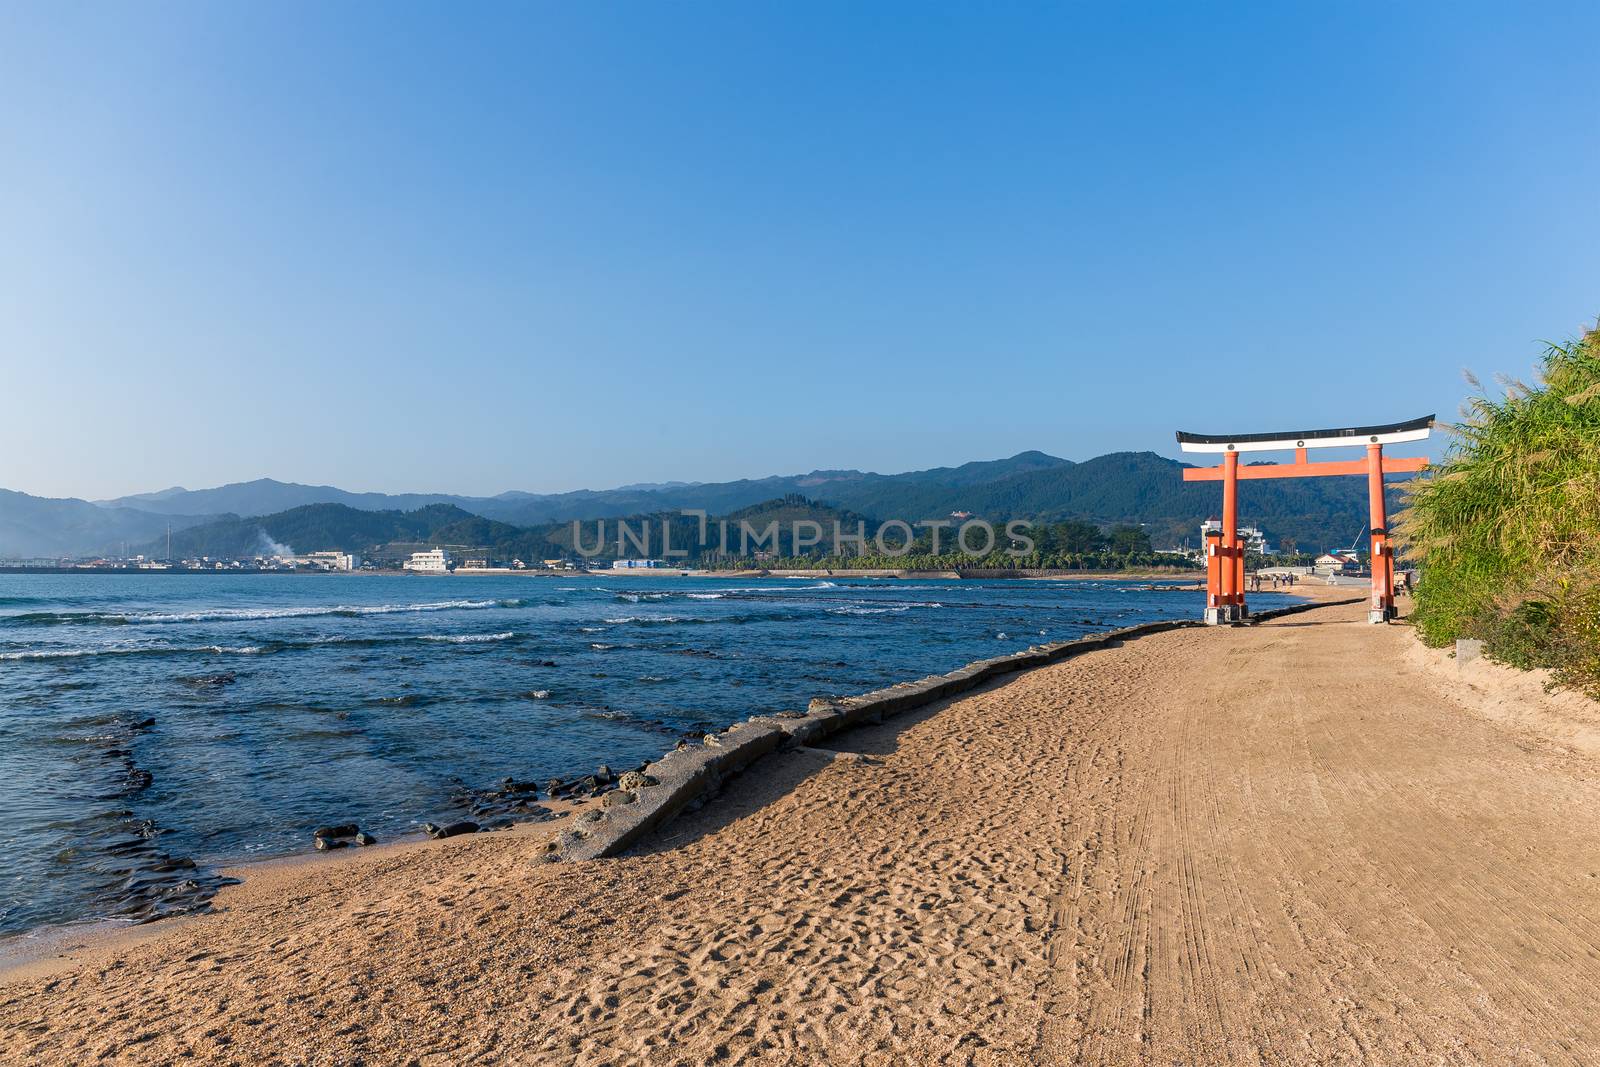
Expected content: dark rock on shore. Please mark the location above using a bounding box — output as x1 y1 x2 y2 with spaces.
546 774 610 800
314 836 348 851
422 821 479 840
354 831 377 846
313 824 359 840
601 790 636 809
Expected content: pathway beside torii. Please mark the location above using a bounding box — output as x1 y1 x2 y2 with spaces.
1175 415 1434 624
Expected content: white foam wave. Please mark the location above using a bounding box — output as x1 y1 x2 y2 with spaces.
826 606 910 616
419 631 514 644
114 599 503 624
602 615 689 624
0 643 266 661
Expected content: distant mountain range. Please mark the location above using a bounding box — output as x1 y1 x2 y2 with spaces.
1 450 1403 558
0 489 215 559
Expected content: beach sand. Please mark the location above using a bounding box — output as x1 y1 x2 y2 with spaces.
6 594 1600 1065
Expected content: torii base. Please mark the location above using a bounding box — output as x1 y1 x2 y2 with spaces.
1205 605 1246 625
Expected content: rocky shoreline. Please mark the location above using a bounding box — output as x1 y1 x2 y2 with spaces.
21 595 1340 947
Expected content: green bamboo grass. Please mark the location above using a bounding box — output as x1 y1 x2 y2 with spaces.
1395 325 1600 696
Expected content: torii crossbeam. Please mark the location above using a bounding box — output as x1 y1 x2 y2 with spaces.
1175 415 1434 624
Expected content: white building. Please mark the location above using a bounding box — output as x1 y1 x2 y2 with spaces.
611 559 662 569
1315 551 1360 575
1196 521 1271 555
403 548 452 573
297 551 360 572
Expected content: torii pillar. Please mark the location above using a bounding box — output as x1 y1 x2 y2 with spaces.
1176 416 1434 625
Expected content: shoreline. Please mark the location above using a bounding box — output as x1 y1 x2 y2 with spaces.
10 586 1597 1063
0 793 598 982
0 570 1235 954
0 577 1327 964
0 588 1328 983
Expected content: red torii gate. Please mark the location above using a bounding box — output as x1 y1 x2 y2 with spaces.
1175 415 1434 625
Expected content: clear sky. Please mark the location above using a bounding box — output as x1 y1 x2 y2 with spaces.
3 2 1596 500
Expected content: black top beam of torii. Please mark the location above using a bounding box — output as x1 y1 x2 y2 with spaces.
1174 414 1435 454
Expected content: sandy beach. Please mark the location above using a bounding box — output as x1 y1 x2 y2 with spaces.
6 591 1600 1065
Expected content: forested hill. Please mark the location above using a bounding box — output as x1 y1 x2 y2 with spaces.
814 452 1404 551
157 503 522 560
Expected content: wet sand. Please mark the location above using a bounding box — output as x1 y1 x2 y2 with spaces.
5 595 1600 1065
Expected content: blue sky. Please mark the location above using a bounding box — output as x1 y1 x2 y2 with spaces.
2 2 1596 499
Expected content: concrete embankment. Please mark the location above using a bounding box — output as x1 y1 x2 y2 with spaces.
554 596 1355 863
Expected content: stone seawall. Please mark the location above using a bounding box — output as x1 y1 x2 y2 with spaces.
548 597 1359 863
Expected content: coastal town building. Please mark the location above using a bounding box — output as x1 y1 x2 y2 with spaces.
1314 551 1361 575
403 548 452 573
295 551 360 571
1199 521 1270 555
611 558 662 569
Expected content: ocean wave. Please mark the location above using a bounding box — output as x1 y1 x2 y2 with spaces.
0 643 266 661
602 615 691 625
419 631 515 644
825 606 910 616
825 600 941 615
5 599 505 627
613 592 670 603
685 592 724 600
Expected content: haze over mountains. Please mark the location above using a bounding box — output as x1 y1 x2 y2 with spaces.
2 450 1396 558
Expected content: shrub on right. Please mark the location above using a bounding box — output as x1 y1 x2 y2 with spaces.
1396 326 1600 697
